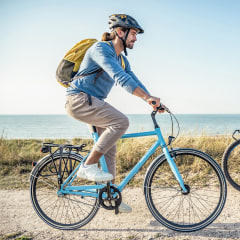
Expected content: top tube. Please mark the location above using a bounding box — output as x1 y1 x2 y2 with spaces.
90 103 168 135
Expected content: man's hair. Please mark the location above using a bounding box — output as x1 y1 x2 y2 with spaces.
101 27 127 41
101 31 116 41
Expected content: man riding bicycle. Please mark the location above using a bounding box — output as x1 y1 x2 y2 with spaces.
65 14 163 213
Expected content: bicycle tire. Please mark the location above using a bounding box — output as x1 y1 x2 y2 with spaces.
30 152 99 230
144 148 227 232
222 139 240 191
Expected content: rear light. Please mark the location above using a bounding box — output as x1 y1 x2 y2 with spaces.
41 146 50 153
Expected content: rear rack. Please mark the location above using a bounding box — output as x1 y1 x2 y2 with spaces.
41 142 89 154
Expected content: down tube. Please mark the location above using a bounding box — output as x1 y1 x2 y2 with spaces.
117 140 160 192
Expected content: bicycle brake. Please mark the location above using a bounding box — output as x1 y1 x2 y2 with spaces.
168 136 175 146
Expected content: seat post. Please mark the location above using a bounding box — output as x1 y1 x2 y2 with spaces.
89 125 97 133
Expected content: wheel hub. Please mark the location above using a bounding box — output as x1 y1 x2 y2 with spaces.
181 184 190 195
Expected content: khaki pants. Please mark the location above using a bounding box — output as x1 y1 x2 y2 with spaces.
65 92 129 177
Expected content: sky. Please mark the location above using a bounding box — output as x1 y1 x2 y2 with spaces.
0 0 239 114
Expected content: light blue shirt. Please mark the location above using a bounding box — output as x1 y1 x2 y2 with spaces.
66 41 149 99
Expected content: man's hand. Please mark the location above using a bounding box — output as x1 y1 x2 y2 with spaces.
146 97 166 113
132 87 165 113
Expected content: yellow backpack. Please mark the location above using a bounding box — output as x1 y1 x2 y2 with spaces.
56 39 125 87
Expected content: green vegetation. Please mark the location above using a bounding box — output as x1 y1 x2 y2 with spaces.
0 135 233 189
0 232 33 240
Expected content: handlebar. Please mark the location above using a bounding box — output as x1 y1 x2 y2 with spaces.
150 102 180 145
232 130 240 141
151 102 168 129
151 101 170 113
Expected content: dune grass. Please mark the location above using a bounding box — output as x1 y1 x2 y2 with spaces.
0 134 234 189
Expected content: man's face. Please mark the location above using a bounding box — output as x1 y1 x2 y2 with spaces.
125 29 138 49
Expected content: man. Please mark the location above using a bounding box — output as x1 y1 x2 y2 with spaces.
65 14 163 213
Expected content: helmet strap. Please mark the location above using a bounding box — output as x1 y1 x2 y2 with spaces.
123 29 130 56
114 28 130 56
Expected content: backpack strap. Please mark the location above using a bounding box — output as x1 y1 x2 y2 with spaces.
120 54 125 70
71 68 104 81
105 41 125 70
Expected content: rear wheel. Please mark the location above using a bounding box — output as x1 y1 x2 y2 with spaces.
144 148 227 232
30 152 99 230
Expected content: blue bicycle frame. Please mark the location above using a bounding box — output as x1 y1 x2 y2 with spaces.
58 114 188 197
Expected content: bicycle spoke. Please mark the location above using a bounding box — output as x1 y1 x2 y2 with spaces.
145 149 226 232
30 153 99 229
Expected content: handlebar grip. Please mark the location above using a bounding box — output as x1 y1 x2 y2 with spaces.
152 101 165 111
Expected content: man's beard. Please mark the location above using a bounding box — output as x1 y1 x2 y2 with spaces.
126 40 135 49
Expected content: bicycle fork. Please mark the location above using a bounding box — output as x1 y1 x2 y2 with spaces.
163 147 188 194
156 129 188 194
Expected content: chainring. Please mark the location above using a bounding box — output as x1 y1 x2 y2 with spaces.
99 186 122 211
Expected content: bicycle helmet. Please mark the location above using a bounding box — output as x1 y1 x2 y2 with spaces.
108 14 144 33
108 14 144 56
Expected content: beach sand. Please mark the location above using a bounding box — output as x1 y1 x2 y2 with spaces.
0 187 240 240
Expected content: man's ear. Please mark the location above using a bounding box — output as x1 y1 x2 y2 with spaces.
116 28 125 38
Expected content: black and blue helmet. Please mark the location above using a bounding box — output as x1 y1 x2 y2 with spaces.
108 14 144 34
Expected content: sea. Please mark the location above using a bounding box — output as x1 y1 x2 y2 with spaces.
0 114 239 139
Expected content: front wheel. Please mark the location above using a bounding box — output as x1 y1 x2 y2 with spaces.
222 139 240 191
144 148 227 232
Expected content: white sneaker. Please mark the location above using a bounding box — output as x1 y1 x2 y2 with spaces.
77 163 113 182
118 202 132 213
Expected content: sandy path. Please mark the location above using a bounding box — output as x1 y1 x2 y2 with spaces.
0 187 240 240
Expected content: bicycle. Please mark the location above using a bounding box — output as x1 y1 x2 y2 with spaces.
29 104 227 232
222 129 240 191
